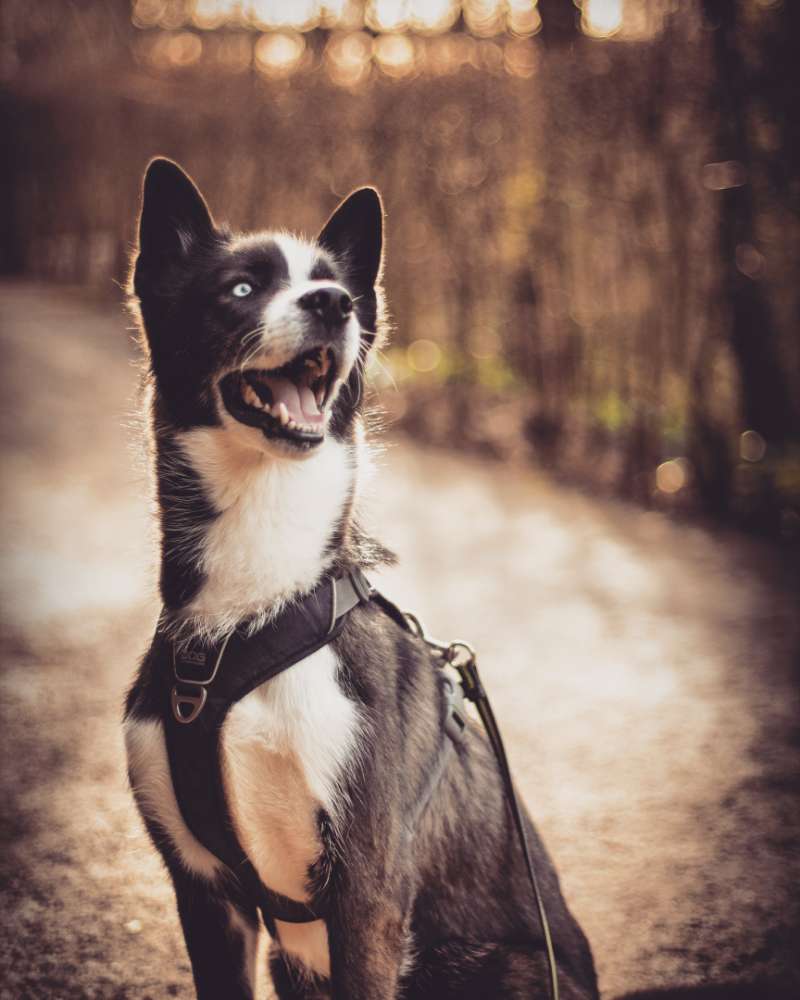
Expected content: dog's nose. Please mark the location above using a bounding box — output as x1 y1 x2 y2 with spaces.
298 286 353 328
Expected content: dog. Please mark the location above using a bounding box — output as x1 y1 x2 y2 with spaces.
123 158 599 1000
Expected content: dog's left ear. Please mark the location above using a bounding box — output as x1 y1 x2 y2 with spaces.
317 187 383 297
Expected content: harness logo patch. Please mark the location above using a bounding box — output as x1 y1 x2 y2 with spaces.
179 650 207 666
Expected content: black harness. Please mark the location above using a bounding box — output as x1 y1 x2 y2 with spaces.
158 569 559 999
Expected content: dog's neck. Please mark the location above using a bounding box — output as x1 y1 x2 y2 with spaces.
155 424 358 641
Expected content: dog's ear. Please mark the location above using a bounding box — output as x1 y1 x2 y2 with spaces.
136 158 215 272
317 187 383 296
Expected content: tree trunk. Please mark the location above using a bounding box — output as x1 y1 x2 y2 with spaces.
702 0 795 444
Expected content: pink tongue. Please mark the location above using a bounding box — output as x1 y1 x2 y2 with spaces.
298 385 322 421
265 376 323 424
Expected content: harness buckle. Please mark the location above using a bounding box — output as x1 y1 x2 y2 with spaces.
173 634 230 686
349 567 373 604
170 632 233 724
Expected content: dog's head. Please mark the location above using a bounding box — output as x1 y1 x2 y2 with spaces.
132 158 384 458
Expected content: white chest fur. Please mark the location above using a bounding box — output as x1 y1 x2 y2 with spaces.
127 427 362 979
222 644 359 976
176 427 355 638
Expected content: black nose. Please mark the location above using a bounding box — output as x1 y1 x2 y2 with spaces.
298 285 353 328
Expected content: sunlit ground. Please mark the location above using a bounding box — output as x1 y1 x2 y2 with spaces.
1 281 798 998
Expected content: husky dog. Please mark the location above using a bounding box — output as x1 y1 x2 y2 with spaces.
123 159 598 1000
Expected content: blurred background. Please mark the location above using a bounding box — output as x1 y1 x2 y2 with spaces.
3 0 800 530
1 2 799 999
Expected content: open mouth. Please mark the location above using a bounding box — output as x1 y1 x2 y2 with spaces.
219 346 340 449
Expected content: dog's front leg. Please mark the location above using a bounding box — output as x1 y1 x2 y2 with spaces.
171 871 260 1000
327 897 410 1000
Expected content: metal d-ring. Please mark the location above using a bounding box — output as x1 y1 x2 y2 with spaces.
171 685 208 725
170 631 233 724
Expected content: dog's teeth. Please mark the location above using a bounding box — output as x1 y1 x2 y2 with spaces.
262 401 270 412
287 418 297 430
278 402 289 425
243 384 260 407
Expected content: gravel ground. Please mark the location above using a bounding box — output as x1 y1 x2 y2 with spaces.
1 281 798 1000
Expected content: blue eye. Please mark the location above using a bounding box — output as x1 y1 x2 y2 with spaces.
232 282 253 298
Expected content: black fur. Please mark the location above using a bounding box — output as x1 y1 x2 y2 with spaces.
124 159 598 999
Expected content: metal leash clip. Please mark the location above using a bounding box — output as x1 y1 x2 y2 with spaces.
442 640 484 705
404 611 473 741
405 612 482 703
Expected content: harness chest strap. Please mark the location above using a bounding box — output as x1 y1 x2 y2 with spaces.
161 570 370 928
160 569 464 931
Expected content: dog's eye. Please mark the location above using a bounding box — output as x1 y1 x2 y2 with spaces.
232 282 253 298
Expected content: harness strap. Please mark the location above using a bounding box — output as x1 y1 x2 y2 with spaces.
402 675 466 838
162 570 463 932
162 570 371 928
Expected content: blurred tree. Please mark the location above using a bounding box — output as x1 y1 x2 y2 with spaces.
537 0 581 49
702 0 796 445
1 0 798 534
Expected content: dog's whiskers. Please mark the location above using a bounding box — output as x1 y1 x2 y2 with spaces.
236 325 268 371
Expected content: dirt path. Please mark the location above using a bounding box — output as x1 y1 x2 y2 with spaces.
1 282 798 1000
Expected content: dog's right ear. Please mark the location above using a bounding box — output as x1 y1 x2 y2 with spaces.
135 158 215 291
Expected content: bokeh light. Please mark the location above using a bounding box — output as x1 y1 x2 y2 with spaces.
132 0 169 28
428 33 477 74
167 30 203 65
319 0 364 28
250 0 320 31
365 0 408 33
407 339 443 373
507 0 541 38
740 430 767 463
409 0 460 35
191 0 231 30
656 458 689 495
325 30 372 86
582 0 623 39
254 31 305 77
464 0 506 38
504 37 538 77
373 33 418 78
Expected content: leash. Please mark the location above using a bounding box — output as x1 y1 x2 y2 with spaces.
403 611 561 1000
160 571 559 998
